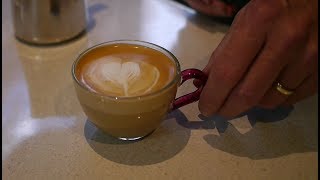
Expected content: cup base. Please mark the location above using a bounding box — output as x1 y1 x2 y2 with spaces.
118 136 144 141
117 129 155 141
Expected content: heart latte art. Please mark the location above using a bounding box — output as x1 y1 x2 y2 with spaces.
75 43 176 97
83 56 160 96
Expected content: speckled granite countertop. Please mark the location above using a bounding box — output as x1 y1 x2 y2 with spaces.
2 0 318 179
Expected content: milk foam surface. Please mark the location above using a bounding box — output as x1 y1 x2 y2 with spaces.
83 56 160 97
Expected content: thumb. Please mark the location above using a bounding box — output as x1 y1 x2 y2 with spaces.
193 52 215 88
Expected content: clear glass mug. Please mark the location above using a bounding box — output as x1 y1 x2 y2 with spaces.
72 40 207 140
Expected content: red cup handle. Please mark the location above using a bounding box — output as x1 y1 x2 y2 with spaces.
171 69 207 110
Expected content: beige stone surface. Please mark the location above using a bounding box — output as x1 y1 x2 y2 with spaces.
2 0 318 179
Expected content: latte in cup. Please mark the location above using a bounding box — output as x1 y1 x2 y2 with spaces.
75 43 176 97
72 41 206 140
73 41 180 140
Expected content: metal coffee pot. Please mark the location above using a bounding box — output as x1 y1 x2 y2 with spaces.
12 0 87 44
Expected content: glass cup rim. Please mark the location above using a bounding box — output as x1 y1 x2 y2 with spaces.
71 40 181 101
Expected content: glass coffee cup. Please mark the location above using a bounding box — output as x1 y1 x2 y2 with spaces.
72 40 207 140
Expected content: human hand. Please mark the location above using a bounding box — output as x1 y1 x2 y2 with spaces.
185 0 237 17
198 0 318 118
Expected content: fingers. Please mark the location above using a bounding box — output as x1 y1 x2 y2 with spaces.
216 9 310 118
282 24 318 106
259 25 318 109
283 72 318 106
186 0 235 17
199 1 284 116
202 0 212 5
197 0 317 118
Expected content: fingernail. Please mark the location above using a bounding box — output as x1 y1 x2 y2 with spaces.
203 0 212 5
200 110 210 117
199 104 213 117
201 112 211 117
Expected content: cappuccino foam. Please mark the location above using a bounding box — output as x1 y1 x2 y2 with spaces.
76 44 176 97
84 56 160 96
